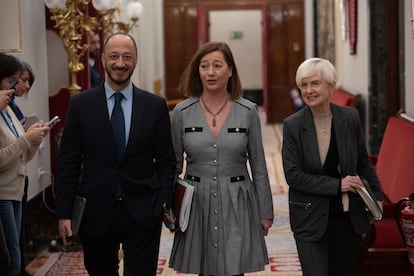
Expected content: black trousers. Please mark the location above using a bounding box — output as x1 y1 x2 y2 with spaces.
295 212 362 276
82 200 162 276
0 218 9 275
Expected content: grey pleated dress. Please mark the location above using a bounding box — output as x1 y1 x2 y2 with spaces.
169 97 274 275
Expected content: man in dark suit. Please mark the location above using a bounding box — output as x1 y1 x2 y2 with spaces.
89 33 103 88
55 33 176 276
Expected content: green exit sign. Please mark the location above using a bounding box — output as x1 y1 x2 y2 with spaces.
229 31 243 40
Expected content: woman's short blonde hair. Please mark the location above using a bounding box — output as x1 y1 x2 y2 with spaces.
295 58 336 87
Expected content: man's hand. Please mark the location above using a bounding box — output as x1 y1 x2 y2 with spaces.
58 219 73 246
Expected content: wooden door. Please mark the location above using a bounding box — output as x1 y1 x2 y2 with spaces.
164 2 198 102
266 1 304 123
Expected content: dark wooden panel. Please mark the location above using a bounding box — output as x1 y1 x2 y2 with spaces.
164 4 198 100
284 2 304 88
267 4 286 86
267 86 296 122
266 1 304 123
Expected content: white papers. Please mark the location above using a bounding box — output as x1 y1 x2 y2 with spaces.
175 179 194 232
356 185 383 221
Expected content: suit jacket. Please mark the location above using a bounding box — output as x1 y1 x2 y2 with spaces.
90 65 103 88
282 104 384 241
55 84 176 238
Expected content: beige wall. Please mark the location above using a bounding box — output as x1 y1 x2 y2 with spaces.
334 0 371 137
209 10 263 89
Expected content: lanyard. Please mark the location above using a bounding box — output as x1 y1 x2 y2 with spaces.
1 110 20 138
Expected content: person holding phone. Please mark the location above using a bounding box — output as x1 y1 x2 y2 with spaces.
11 60 38 276
0 53 51 276
11 61 35 126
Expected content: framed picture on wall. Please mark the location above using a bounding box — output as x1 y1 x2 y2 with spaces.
339 0 348 41
0 0 22 53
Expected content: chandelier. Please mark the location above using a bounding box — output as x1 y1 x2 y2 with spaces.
44 0 143 95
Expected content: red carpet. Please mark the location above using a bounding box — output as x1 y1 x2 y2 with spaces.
45 252 87 275
34 251 301 276
27 114 302 275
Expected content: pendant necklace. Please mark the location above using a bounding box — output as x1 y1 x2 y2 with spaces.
200 96 229 127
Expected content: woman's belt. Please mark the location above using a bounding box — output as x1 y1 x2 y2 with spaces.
185 174 245 183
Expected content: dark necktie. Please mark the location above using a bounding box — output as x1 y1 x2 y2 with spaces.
111 93 125 160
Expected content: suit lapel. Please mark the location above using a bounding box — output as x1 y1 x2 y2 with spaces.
125 86 145 153
332 104 355 176
301 107 323 172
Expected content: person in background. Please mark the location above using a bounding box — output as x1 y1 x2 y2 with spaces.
11 61 35 276
89 33 103 88
14 61 35 99
0 53 51 276
0 89 12 275
55 33 176 276
9 62 35 126
167 41 274 276
282 57 384 276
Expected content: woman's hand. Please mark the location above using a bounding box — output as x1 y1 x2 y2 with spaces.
0 89 13 109
261 219 273 236
341 175 364 193
23 123 50 146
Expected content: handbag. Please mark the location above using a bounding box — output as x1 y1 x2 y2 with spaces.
356 179 383 221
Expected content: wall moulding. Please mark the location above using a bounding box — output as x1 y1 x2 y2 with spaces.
0 0 22 53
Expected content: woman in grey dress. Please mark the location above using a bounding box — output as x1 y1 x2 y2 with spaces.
167 42 274 276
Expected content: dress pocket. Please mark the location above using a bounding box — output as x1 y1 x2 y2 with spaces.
289 200 312 210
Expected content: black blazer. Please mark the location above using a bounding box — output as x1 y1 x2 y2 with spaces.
282 104 383 241
55 84 176 238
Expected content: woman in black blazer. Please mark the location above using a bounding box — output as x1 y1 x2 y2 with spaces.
282 58 384 276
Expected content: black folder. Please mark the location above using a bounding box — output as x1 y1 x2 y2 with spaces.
71 195 87 236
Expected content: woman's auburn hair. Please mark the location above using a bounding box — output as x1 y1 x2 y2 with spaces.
179 41 243 99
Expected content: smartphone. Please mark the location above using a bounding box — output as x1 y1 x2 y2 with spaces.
8 79 19 90
47 115 60 126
